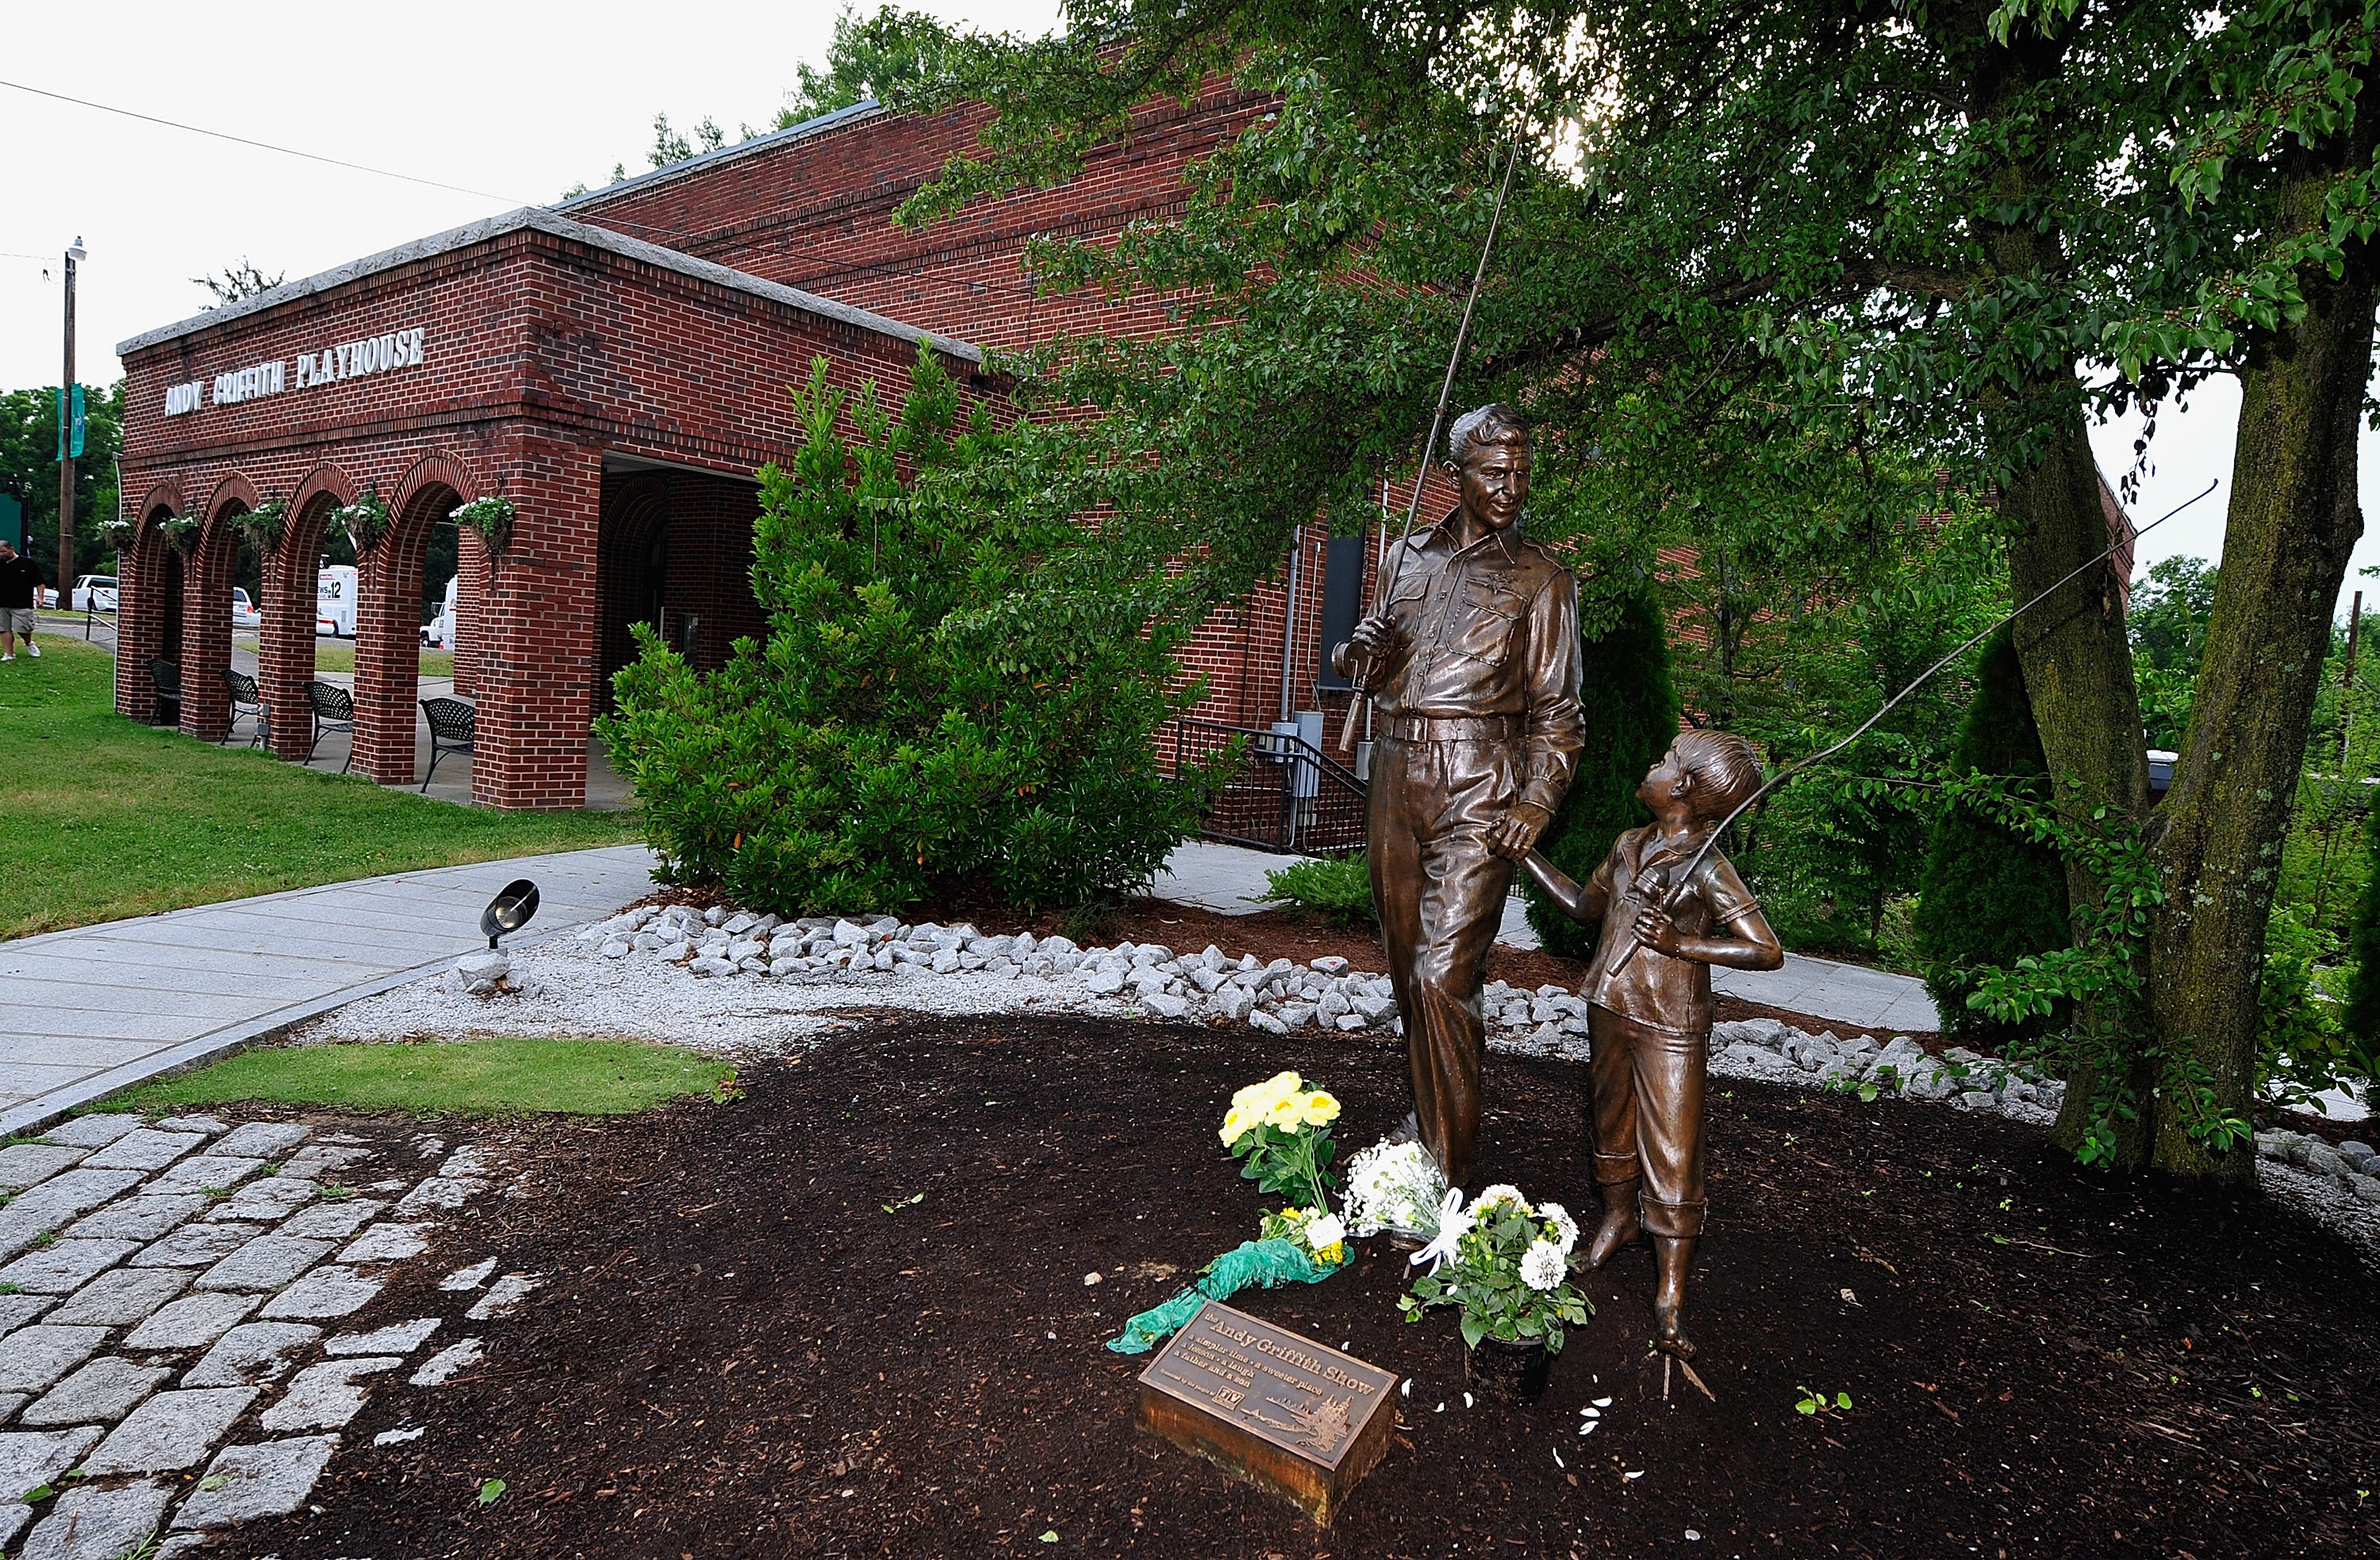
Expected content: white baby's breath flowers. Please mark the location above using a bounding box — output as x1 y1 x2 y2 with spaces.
1519 1239 1568 1292
1342 1137 1447 1236
1539 1201 1580 1255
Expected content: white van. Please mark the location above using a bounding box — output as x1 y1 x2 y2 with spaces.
317 565 358 638
421 576 456 649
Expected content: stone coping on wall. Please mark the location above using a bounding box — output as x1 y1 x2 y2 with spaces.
117 205 980 366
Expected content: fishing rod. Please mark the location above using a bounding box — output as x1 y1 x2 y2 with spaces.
1599 477 2222 974
1338 140 1522 751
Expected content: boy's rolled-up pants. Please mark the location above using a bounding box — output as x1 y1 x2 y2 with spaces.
1367 730 1522 1189
1587 1003 1708 1237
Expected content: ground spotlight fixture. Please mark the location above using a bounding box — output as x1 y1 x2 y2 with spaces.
481 878 540 949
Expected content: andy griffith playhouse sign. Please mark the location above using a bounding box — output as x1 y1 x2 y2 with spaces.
160 326 428 416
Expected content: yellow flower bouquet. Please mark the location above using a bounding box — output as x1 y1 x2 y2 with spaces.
1219 1070 1342 1213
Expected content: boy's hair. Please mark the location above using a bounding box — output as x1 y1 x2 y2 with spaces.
1670 730 1764 820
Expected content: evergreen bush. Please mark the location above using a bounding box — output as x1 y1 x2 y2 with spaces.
598 347 1223 916
1522 588 1680 958
1912 627 2071 1047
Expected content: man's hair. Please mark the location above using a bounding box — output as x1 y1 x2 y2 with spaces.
1671 729 1764 820
1445 403 1530 468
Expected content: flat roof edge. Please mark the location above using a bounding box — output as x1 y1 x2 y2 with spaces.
116 201 978 365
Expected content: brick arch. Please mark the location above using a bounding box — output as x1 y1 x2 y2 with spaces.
183 476 263 740
258 469 362 761
351 458 472 785
388 452 478 523
113 494 186 723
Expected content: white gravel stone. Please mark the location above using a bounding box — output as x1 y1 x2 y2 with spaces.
326 1317 440 1356
213 1123 312 1160
20 1357 171 1427
145 1156 266 1195
0 1239 138 1294
82 1387 258 1474
17 1478 169 1560
440 1257 498 1290
184 1322 324 1388
63 1194 208 1242
133 1221 265 1269
35 1116 144 1150
262 1355 403 1432
194 1235 336 1293
47 1267 192 1327
411 1337 485 1387
466 1274 540 1320
278 1198 387 1240
340 1222 433 1264
173 1435 340 1528
123 1292 263 1351
259 1266 384 1320
0 1145 86 1193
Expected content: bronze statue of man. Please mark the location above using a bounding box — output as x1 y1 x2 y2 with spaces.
1332 404 1583 1188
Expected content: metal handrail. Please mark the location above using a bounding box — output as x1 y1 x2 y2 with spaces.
1167 716 1368 856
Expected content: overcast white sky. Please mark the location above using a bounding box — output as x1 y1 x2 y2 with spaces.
3 2 2374 615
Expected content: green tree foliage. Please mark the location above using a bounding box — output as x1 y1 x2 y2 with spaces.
0 381 124 587
2340 799 2380 1059
778 5 957 126
1914 628 2071 1048
1523 588 1676 959
597 347 1221 915
2129 557 2218 749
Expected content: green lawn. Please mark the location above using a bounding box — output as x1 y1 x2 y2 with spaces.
0 638 640 939
106 1037 733 1117
303 641 455 678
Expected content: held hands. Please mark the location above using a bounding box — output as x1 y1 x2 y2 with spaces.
1484 802 1553 861
1630 905 1683 956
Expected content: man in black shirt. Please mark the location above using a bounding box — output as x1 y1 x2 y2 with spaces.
0 539 44 661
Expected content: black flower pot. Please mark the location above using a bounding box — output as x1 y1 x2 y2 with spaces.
1465 1336 1553 1405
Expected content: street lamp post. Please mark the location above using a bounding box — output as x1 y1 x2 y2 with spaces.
57 236 86 610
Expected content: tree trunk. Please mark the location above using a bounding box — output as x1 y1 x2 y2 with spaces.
2141 152 2375 1183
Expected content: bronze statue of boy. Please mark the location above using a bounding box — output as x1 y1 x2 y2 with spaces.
1522 730 1782 1359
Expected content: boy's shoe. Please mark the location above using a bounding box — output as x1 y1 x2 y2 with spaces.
23 642 36 657
2 654 13 661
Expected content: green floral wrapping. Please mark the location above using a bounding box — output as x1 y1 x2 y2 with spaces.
1104 1237 1338 1354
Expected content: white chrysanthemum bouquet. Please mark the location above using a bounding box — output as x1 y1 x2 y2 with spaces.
1398 1184 1594 1351
1340 1138 1449 1238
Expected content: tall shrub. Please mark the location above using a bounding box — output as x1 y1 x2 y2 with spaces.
1913 627 2071 1047
598 347 1220 915
1523 588 1680 959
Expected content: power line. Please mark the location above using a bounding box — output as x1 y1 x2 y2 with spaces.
0 77 532 206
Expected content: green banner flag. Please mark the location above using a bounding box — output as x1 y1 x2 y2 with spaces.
56 385 86 459
70 385 86 459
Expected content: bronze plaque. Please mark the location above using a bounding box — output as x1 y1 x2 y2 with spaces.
1134 1301 1399 1525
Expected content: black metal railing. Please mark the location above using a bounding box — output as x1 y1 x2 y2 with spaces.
1168 717 1368 856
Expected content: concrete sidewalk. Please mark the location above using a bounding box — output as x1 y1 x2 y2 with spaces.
0 845 659 1133
1149 838 1941 1033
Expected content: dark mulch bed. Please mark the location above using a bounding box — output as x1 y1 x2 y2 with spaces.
240 1015 2375 1558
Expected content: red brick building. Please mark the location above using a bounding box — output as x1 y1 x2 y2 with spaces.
115 91 1376 810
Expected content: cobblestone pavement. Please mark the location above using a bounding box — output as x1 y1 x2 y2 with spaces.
0 1113 533 1556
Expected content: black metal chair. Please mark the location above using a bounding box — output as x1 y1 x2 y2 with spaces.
147 657 181 726
420 696 476 791
306 680 355 773
221 668 267 748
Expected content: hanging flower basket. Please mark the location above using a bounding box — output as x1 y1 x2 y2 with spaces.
327 490 390 554
449 496 516 556
156 512 202 553
232 498 286 555
99 516 134 548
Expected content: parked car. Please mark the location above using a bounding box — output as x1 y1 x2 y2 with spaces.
71 574 117 611
317 565 357 638
231 588 261 630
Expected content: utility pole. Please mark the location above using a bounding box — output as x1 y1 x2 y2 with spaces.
57 236 86 609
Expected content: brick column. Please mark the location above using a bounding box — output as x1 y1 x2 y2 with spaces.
259 512 319 761
472 437 600 810
452 526 488 698
178 520 236 742
351 523 426 786
113 518 170 722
